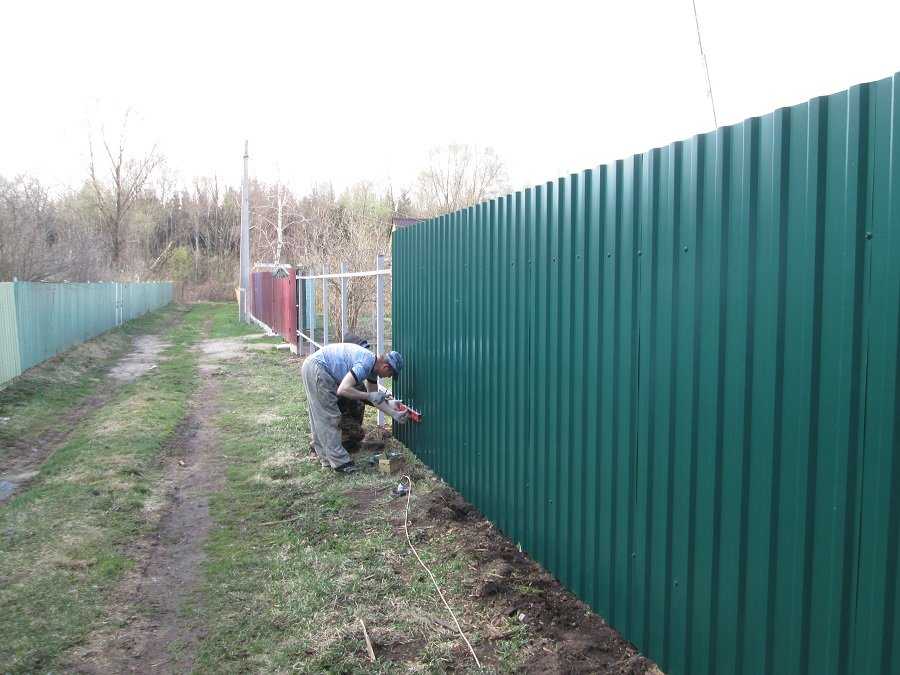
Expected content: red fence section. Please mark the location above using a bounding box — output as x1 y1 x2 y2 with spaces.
249 268 297 348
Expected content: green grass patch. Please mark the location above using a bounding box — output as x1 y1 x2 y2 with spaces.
2 304 528 672
206 302 261 339
0 303 213 673
0 304 186 458
192 325 525 672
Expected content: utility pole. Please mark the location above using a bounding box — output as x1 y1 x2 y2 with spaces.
239 140 250 322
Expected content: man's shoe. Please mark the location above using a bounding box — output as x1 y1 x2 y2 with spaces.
333 461 358 475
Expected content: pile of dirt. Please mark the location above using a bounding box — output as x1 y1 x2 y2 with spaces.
425 489 481 523
360 426 392 453
407 486 663 674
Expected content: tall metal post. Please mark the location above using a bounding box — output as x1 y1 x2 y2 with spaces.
239 140 250 322
293 267 306 356
306 275 316 354
340 262 348 341
322 265 329 345
375 253 385 425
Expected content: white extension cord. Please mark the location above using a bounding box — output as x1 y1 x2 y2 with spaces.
400 475 482 669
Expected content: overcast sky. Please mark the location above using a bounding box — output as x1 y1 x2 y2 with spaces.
2 0 899 197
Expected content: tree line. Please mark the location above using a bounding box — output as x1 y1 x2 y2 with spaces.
0 121 509 310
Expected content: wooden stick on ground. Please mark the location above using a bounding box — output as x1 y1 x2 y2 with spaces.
260 514 303 526
359 618 376 662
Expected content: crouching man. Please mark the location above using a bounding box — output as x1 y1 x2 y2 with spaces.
301 343 404 474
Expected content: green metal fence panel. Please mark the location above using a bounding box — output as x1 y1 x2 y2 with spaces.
392 72 900 675
0 283 22 384
0 281 172 386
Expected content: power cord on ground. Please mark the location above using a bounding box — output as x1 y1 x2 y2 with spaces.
400 475 482 670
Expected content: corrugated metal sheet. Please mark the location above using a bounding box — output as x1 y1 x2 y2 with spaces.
392 72 900 675
0 283 22 384
0 281 172 386
249 268 298 346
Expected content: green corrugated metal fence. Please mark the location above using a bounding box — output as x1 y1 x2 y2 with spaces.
392 71 900 675
0 284 21 384
0 281 172 386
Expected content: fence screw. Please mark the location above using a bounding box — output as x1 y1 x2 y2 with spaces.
865 232 873 240
683 245 689 252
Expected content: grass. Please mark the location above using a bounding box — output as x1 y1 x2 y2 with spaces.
192 328 526 673
1 304 528 673
0 305 186 460
0 303 208 673
208 301 261 338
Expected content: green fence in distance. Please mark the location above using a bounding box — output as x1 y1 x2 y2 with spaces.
0 281 173 385
392 72 900 675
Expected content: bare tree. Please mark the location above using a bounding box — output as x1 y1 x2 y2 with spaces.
0 176 103 281
415 144 508 217
0 176 59 281
254 178 302 265
286 182 394 336
88 113 162 263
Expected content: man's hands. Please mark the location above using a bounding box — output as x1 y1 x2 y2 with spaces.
367 391 387 405
337 372 391 405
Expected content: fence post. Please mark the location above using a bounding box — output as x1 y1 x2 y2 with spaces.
322 265 329 346
340 261 348 341
308 278 317 356
295 268 301 353
376 253 385 425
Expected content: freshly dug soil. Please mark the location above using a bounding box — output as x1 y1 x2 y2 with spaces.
408 486 662 674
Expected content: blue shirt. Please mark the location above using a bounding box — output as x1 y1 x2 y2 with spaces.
311 343 376 385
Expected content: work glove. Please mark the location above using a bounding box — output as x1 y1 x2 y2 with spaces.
367 391 387 405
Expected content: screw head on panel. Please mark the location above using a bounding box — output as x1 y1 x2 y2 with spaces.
865 232 873 240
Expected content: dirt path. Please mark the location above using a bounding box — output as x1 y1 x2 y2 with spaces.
67 335 257 674
0 334 172 505
108 335 171 382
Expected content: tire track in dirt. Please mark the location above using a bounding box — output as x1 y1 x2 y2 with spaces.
66 331 257 674
0 334 174 505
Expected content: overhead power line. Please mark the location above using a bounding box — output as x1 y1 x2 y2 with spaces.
691 0 719 129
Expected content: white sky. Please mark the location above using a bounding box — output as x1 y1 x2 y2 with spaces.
2 0 899 197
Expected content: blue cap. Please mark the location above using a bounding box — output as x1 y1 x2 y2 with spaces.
385 351 404 374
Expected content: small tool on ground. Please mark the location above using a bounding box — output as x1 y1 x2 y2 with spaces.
378 451 403 474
